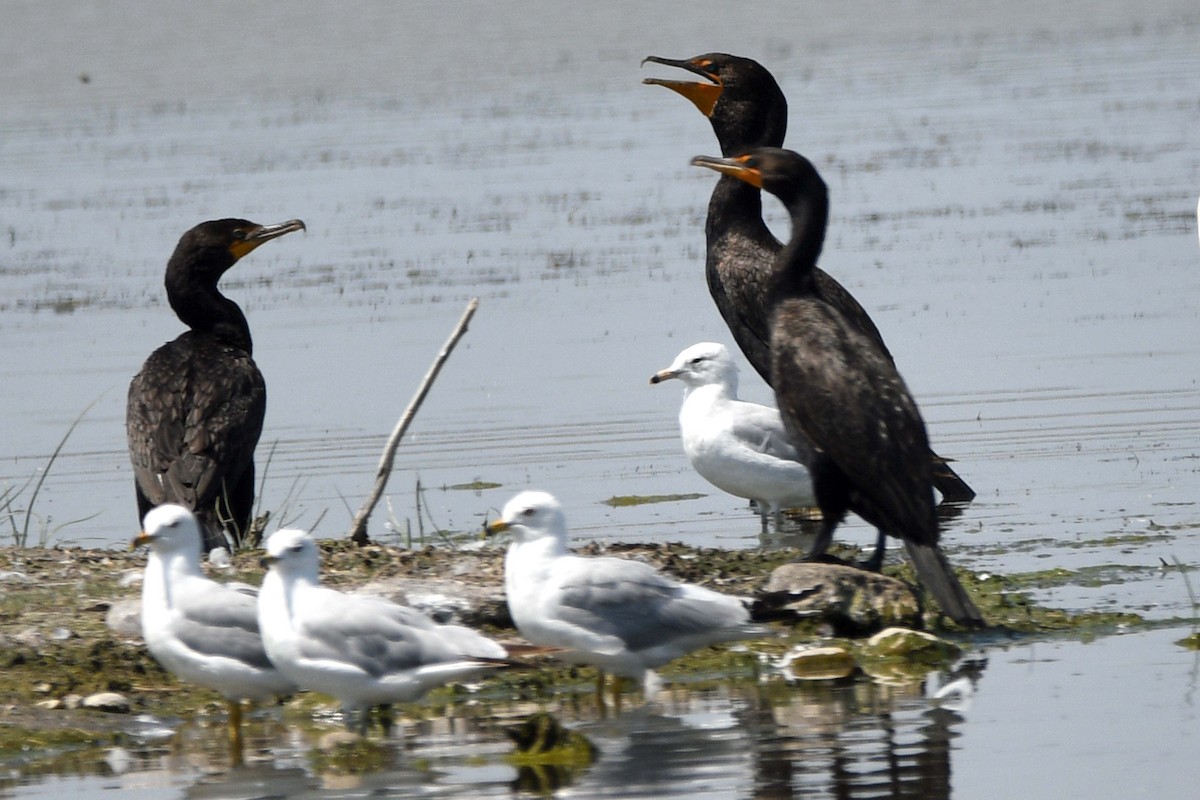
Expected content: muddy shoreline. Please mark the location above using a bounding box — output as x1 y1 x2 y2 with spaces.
0 534 1153 754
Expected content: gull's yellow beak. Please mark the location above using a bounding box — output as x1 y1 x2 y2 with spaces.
484 519 511 537
131 531 153 551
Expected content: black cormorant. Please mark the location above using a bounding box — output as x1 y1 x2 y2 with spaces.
644 53 976 503
692 149 983 627
126 218 305 552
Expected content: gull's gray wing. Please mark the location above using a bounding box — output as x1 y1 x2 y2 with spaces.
551 556 747 652
170 583 274 671
728 401 813 464
293 589 491 678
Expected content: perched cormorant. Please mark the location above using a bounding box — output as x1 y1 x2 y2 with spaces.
644 53 976 503
126 218 305 552
692 149 983 627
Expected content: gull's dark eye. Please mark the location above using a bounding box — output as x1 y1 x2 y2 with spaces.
521 507 536 518
288 543 303 553
689 356 708 365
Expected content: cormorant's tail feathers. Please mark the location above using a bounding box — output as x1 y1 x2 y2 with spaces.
904 541 985 628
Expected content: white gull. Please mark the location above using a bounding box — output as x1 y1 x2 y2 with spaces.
652 342 816 531
135 504 295 753
486 490 769 704
256 528 508 732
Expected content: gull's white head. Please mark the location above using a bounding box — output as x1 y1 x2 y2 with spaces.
487 490 568 545
650 341 738 392
262 528 321 579
134 504 203 558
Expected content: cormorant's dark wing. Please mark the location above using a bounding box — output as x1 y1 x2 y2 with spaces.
127 331 265 513
811 270 893 363
771 298 935 543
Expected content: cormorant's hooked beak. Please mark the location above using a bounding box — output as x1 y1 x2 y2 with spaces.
690 154 763 188
229 218 306 261
641 55 723 117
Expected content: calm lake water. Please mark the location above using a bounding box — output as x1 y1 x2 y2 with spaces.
1 1 1198 797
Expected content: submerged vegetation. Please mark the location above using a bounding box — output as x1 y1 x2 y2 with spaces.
600 493 707 507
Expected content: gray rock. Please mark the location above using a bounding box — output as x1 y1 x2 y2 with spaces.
754 562 921 633
105 598 143 638
13 627 45 647
317 730 364 751
354 576 509 627
117 570 143 588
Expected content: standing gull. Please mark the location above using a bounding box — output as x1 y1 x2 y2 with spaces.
256 528 510 732
692 148 984 627
486 491 769 703
127 218 305 552
643 53 975 503
134 504 296 755
651 341 815 531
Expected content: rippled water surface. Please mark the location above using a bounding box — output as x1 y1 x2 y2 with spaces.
2 1 1198 797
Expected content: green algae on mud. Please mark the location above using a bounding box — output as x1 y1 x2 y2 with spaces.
600 493 706 507
447 480 503 492
1176 632 1200 650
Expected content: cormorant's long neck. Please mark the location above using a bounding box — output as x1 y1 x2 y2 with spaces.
707 176 778 250
769 187 829 304
708 101 788 249
166 275 253 354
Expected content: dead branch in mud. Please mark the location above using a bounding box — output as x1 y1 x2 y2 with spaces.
347 298 479 545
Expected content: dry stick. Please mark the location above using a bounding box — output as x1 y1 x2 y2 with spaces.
348 298 480 545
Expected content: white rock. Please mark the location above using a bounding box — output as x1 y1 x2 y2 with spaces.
82 692 130 713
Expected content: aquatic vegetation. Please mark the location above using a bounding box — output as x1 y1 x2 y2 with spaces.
505 712 597 795
600 493 706 507
448 480 503 492
2 401 100 547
